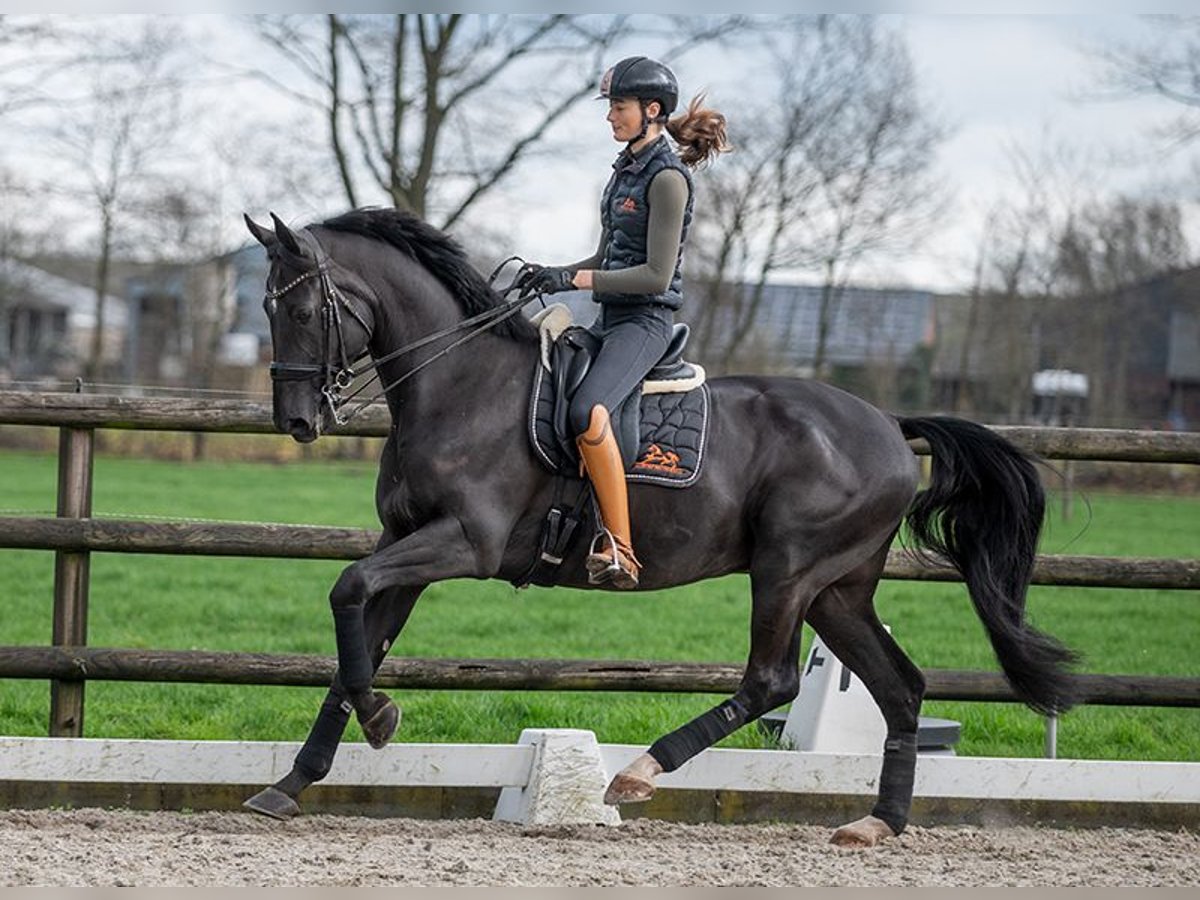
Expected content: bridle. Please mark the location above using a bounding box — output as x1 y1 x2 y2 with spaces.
265 235 372 422
265 229 537 426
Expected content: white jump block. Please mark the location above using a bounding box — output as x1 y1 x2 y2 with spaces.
493 728 620 827
781 632 887 754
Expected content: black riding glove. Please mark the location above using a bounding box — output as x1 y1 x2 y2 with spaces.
517 264 575 298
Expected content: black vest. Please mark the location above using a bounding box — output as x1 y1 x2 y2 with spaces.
594 136 694 311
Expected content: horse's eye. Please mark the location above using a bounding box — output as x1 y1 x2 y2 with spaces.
294 307 314 325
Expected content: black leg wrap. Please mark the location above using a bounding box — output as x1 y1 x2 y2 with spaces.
647 698 751 772
291 690 354 786
332 606 373 697
870 731 919 835
275 768 313 798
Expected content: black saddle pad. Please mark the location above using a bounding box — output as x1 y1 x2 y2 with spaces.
529 362 709 488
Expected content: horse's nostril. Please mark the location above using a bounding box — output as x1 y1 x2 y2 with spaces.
286 418 317 443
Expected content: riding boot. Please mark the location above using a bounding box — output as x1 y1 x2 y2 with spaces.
577 404 641 589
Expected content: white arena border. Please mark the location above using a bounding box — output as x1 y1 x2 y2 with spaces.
0 732 1196 825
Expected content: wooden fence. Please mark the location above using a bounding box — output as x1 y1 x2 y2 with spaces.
1 389 1198 738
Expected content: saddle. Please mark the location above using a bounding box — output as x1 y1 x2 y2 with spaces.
528 304 709 488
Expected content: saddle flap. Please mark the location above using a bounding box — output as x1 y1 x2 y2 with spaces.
530 357 709 489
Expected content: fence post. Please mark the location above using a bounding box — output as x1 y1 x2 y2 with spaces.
1044 714 1058 759
50 418 94 737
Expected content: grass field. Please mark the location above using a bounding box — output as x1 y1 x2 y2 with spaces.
0 447 1197 761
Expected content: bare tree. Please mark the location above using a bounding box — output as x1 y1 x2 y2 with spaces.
786 19 945 380
980 142 1071 421
0 171 30 380
688 119 787 370
946 207 1004 415
689 16 945 377
1052 195 1187 424
0 16 72 118
1092 15 1200 147
43 21 186 379
246 14 748 231
691 18 864 369
957 125 1188 425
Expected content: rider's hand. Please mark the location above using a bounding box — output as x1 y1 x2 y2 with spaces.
517 264 576 298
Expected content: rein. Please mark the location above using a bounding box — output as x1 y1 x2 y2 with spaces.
267 234 539 425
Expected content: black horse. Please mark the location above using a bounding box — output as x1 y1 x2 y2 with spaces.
242 208 1077 846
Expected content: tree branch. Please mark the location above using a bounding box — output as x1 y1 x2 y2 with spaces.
327 15 358 208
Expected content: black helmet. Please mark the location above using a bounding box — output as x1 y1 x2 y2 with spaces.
597 56 679 118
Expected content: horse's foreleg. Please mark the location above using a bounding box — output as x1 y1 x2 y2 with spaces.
327 518 488 747
605 561 810 806
244 584 424 819
805 547 926 848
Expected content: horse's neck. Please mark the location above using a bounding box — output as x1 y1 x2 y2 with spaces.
367 283 534 432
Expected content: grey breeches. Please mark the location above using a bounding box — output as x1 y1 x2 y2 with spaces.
567 305 673 438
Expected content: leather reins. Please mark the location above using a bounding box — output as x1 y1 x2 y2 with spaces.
266 233 538 425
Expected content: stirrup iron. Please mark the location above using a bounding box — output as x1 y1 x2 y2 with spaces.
586 527 621 584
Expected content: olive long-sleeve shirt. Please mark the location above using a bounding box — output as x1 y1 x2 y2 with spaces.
568 168 689 296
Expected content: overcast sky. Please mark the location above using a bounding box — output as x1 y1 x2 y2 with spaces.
885 15 1195 290
463 14 1195 294
4 14 1195 296
502 14 1198 294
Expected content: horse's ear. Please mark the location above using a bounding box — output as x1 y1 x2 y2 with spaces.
270 212 304 257
244 213 276 249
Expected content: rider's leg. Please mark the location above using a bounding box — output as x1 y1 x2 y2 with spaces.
568 314 671 588
577 404 640 588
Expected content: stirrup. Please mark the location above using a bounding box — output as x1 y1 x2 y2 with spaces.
586 528 640 589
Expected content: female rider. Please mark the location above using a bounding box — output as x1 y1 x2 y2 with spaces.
517 56 729 589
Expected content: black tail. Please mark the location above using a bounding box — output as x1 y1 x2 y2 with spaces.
899 416 1078 715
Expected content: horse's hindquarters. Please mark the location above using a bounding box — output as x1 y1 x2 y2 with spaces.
603 376 916 591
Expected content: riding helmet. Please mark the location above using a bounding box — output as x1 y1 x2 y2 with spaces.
597 56 679 119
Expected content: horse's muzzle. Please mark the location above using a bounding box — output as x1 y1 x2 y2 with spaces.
284 417 320 443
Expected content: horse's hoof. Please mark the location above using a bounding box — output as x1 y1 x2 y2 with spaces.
243 786 301 821
830 815 897 848
360 691 401 749
603 772 656 805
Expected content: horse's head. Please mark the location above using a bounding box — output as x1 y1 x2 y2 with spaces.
245 213 375 443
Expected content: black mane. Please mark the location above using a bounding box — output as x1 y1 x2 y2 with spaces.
320 207 537 343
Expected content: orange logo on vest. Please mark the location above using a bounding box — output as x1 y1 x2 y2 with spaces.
620 197 637 213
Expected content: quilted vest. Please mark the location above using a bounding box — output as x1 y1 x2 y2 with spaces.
594 136 694 310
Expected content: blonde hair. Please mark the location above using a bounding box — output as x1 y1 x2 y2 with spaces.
665 94 731 169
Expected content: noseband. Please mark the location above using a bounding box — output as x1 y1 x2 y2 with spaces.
266 230 537 426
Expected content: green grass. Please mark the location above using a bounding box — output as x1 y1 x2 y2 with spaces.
0 448 1197 761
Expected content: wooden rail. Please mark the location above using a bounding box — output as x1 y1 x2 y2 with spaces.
1 388 1198 739
0 516 1197 589
3 390 1200 462
0 647 1196 708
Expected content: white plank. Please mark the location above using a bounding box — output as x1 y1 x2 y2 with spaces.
600 745 1200 804
2 737 1196 806
0 738 533 788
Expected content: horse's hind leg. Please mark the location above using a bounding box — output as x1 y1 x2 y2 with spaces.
804 549 926 847
244 584 424 819
605 547 814 804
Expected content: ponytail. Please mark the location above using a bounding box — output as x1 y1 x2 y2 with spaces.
666 93 731 169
